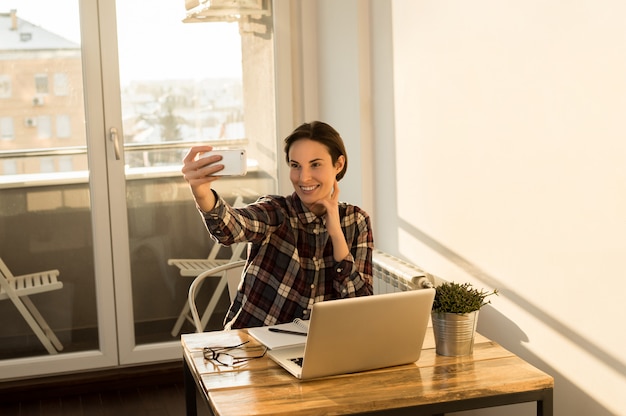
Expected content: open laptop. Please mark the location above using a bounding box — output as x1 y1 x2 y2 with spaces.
267 289 435 380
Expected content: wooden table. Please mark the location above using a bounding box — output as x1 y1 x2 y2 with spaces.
182 329 553 416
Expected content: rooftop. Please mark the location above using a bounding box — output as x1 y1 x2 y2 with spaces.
0 9 79 51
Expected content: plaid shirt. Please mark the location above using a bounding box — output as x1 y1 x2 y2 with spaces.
201 192 374 329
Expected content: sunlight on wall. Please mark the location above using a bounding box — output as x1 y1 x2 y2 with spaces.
392 0 626 414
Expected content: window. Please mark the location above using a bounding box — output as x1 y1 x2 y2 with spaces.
0 117 14 140
35 74 49 94
58 156 73 172
39 157 54 173
2 160 17 175
0 0 279 371
56 115 71 138
0 75 10 98
54 73 69 96
37 116 52 139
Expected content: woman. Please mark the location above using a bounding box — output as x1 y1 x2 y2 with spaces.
182 121 373 329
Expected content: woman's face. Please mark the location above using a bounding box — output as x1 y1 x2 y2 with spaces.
288 139 344 210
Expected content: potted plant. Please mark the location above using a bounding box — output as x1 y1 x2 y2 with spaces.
431 281 498 356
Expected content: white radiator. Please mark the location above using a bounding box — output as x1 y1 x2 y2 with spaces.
372 250 435 294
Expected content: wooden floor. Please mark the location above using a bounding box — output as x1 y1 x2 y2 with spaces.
0 363 212 416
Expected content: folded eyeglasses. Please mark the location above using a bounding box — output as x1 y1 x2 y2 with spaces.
203 341 267 367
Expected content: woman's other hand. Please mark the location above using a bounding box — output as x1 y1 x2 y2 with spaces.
310 180 339 218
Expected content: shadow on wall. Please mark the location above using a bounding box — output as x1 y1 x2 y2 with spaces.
398 218 618 416
478 307 614 416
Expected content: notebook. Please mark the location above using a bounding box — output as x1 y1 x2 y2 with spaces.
265 289 435 380
247 318 309 350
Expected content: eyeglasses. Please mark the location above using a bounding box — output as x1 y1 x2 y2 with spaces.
203 341 267 367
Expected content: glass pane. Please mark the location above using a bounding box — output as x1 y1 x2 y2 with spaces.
114 0 277 344
0 2 99 359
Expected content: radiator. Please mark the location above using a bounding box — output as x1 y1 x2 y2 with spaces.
372 250 435 294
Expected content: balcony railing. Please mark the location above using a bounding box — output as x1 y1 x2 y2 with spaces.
0 139 251 189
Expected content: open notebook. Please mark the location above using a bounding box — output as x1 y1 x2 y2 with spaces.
247 318 309 350
256 289 435 380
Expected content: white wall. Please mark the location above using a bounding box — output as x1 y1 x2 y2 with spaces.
389 1 626 415
289 0 626 415
275 0 375 213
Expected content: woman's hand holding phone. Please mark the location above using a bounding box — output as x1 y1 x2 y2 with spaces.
182 145 224 212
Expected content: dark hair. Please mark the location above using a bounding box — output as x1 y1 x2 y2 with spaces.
283 121 348 181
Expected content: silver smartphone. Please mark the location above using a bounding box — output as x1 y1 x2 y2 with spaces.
200 149 247 176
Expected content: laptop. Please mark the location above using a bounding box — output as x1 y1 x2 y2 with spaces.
267 289 435 380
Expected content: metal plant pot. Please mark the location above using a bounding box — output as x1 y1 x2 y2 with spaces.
431 310 479 356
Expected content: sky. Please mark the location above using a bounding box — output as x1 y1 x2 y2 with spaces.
4 0 243 84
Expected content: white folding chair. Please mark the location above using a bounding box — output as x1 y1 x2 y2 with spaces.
188 260 246 333
167 242 245 277
0 258 64 354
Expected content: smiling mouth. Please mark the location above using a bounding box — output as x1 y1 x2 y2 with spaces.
300 185 318 192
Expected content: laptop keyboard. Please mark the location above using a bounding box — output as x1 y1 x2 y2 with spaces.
289 357 304 367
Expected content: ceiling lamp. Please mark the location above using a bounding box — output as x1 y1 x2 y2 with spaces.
183 0 270 23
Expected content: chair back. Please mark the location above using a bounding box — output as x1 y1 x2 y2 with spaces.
224 262 245 302
188 260 246 332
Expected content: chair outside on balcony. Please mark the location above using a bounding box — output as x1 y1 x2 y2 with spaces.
0 258 64 355
167 195 245 274
188 260 246 333
167 239 245 278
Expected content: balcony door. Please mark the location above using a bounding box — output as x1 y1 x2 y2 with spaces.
0 0 277 379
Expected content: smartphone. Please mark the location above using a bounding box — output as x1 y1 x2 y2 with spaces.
200 148 247 176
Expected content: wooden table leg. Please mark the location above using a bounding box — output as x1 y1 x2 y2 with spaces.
184 358 197 416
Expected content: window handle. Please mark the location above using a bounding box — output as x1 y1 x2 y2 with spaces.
109 127 121 160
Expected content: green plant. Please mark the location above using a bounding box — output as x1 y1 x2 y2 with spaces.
432 281 498 314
